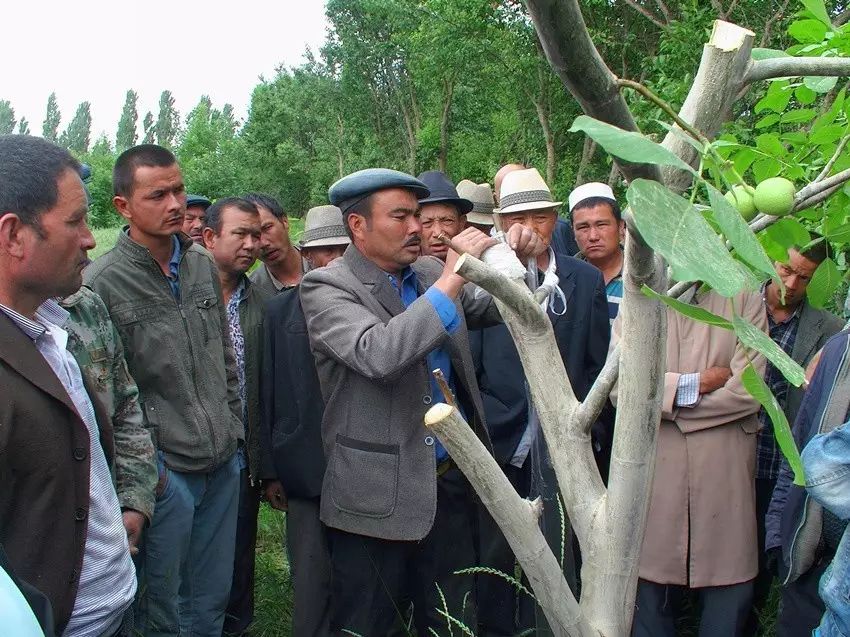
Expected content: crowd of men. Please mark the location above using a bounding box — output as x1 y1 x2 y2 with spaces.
1 133 849 637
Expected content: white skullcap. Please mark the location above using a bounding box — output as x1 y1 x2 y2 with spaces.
568 182 616 212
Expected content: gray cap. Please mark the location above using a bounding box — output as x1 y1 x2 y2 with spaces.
329 168 430 213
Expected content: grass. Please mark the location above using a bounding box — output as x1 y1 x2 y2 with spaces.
89 220 784 636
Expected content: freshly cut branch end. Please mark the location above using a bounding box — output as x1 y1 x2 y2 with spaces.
711 20 754 51
424 402 455 427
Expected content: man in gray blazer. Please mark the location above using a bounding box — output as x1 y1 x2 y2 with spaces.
299 168 543 636
750 242 845 633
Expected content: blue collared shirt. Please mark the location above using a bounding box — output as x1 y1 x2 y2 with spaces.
166 235 182 298
386 267 460 463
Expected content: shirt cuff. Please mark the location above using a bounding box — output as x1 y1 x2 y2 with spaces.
424 287 460 334
675 373 700 408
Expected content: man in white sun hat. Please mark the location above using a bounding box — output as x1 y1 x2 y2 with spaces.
473 167 610 636
569 182 625 324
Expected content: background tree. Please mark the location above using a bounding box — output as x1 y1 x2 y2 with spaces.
17 117 30 135
0 100 17 135
60 102 92 153
116 89 139 151
155 89 180 147
142 111 155 144
42 92 61 142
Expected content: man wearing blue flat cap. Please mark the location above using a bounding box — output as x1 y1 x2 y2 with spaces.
299 168 544 636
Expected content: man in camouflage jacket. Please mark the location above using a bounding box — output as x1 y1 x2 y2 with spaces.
61 285 157 551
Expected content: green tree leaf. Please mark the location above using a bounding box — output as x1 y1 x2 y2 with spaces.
789 19 828 44
806 257 841 308
756 114 781 129
780 108 817 123
753 158 783 183
641 285 733 328
732 314 806 387
801 0 833 27
810 124 845 145
764 217 812 250
705 183 777 279
626 179 757 296
568 116 697 175
794 84 818 104
755 80 792 113
755 133 786 156
826 222 850 244
741 365 805 486
804 76 839 94
751 48 791 60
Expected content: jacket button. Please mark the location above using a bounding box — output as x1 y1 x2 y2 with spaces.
73 448 86 461
423 395 432 405
74 508 87 521
424 436 435 446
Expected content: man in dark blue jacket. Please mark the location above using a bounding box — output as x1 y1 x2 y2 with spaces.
473 168 610 636
259 205 350 637
766 327 850 637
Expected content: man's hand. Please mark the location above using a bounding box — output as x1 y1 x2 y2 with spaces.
123 510 145 556
505 225 547 262
699 366 732 394
264 480 288 512
449 227 499 259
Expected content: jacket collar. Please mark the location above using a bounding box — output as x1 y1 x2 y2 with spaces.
343 244 407 316
793 300 825 363
116 226 193 266
549 250 576 324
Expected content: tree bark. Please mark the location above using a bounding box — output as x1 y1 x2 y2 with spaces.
438 77 455 174
575 138 598 187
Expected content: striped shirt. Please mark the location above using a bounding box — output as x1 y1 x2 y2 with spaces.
0 300 136 637
606 275 624 325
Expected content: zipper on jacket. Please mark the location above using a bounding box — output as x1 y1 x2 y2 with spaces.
148 248 220 466
784 338 850 585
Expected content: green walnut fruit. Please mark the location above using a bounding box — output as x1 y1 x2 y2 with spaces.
724 185 757 221
754 177 796 217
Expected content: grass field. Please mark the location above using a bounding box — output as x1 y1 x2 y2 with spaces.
89 220 783 636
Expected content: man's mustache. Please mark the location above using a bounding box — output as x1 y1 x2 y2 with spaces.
404 237 422 247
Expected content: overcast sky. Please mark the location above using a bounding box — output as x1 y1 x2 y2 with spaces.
3 0 329 140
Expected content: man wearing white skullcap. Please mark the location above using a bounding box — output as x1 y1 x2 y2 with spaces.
569 182 625 324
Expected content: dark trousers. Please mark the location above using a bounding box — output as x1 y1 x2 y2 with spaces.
477 462 535 637
477 458 576 637
777 560 829 637
326 467 477 636
632 579 754 637
747 476 778 634
223 467 260 635
287 497 332 637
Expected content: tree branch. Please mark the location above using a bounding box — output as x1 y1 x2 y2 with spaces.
425 404 596 637
576 345 621 434
745 56 850 83
623 0 667 29
760 0 791 47
816 135 850 182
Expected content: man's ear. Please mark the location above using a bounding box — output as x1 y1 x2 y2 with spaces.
0 213 31 259
348 213 366 241
113 195 132 222
202 226 216 250
618 219 626 243
459 214 467 229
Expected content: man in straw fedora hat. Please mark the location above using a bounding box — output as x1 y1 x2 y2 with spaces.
260 204 350 637
472 166 610 636
299 167 544 636
456 179 496 233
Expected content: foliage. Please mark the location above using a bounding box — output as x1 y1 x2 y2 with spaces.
155 90 180 148
142 111 155 144
60 102 92 154
116 89 139 151
0 100 17 135
42 92 61 142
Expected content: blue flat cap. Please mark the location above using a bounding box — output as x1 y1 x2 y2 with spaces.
186 194 212 210
329 168 430 213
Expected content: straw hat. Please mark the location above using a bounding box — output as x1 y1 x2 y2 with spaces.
494 168 562 214
299 205 351 249
456 179 495 226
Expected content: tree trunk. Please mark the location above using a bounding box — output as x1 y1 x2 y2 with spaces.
575 138 598 186
534 98 557 186
438 77 455 174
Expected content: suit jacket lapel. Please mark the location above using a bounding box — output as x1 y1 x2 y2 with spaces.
792 302 821 366
343 245 406 317
0 311 79 417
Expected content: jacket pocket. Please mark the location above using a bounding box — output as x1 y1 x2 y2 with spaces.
329 435 399 518
194 295 219 343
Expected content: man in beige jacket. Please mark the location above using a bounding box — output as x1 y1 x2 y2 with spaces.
614 288 767 636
